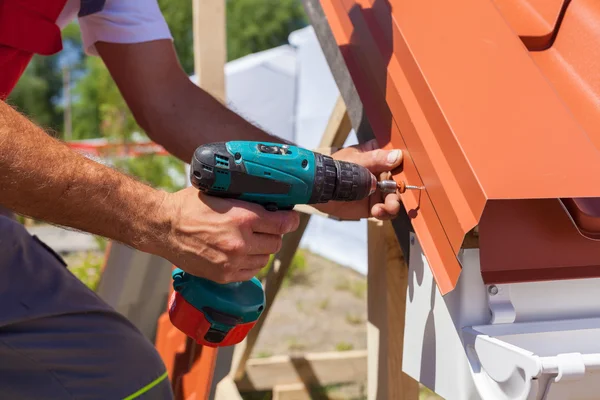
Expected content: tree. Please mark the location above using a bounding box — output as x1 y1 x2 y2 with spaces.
226 0 308 61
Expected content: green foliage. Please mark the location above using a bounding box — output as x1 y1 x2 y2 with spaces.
7 22 84 136
114 154 186 192
226 0 308 61
68 252 104 291
335 342 354 351
93 236 108 252
157 0 194 74
8 61 59 131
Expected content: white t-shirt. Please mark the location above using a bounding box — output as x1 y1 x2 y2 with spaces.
56 0 173 56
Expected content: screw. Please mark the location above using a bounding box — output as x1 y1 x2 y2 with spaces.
488 285 498 296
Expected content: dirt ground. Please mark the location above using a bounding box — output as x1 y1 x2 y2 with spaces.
252 250 368 357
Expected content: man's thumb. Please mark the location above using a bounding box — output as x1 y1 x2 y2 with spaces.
356 147 403 173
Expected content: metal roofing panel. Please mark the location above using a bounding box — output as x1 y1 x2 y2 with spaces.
490 0 566 49
317 0 600 294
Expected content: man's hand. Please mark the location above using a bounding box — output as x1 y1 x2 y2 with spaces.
154 187 299 283
315 139 404 220
0 100 298 284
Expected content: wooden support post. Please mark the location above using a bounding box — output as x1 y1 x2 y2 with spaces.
155 2 228 400
367 221 419 400
192 0 226 102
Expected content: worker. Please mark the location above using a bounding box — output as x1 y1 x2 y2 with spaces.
0 0 405 399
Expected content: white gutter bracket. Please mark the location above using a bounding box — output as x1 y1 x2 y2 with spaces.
401 234 600 400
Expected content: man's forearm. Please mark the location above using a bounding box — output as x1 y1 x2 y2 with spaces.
143 78 290 162
0 101 170 251
96 40 290 164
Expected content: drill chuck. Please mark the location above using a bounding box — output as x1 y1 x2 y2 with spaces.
309 152 377 203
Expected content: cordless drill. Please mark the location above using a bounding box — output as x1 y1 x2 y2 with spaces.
168 141 408 347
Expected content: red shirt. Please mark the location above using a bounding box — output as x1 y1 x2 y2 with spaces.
0 0 69 99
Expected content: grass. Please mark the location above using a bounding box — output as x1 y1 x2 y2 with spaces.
93 235 108 252
256 351 273 358
286 337 306 351
335 278 367 300
318 297 330 310
345 313 363 325
335 341 354 351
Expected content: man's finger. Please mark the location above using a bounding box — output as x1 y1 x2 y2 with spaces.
345 147 403 174
247 233 283 255
383 193 401 216
371 203 395 220
250 209 300 235
234 267 267 282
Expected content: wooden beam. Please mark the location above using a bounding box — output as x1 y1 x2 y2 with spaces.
318 96 352 149
272 384 311 400
237 350 367 392
178 2 227 400
367 221 419 400
192 0 226 102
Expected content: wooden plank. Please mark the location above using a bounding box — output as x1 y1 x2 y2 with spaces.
237 350 367 392
272 383 311 400
319 96 353 148
301 0 375 144
192 0 226 102
293 204 341 220
214 377 243 400
367 221 419 400
173 2 227 400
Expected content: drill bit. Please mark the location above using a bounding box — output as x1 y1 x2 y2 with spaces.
377 180 424 194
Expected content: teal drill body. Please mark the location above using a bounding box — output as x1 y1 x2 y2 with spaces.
223 141 316 207
169 141 378 347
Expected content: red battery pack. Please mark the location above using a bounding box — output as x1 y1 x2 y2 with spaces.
168 291 257 347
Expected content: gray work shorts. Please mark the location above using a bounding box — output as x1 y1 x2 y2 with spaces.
0 216 174 399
